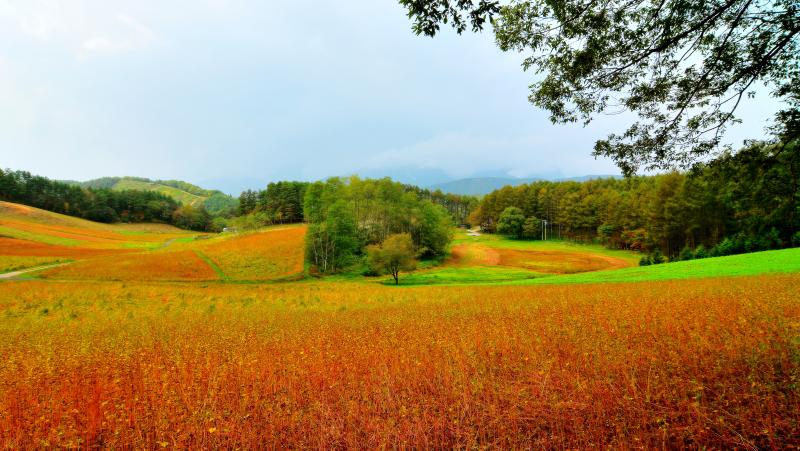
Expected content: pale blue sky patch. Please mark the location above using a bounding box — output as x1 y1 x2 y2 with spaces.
0 0 782 194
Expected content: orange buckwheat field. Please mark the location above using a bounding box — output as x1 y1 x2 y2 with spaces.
1 274 798 448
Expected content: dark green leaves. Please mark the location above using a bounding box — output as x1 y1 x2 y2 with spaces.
401 0 800 175
399 0 501 36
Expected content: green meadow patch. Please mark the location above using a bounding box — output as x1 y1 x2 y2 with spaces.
521 247 800 285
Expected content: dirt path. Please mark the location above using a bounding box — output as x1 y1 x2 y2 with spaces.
0 262 71 280
158 237 180 249
466 228 482 237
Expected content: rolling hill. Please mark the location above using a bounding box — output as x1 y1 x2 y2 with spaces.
73 176 238 214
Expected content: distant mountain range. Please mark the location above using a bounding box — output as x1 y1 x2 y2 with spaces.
427 175 619 196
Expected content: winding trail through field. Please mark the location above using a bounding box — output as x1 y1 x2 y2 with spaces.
0 262 72 280
158 237 180 249
0 234 196 281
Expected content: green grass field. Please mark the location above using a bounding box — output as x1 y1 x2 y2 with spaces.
388 246 800 287
520 247 800 285
387 266 541 285
113 179 207 206
382 232 800 287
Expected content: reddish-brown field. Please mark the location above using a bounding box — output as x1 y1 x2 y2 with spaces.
448 243 630 273
0 201 196 250
197 225 306 280
41 250 219 281
0 275 797 448
0 238 135 259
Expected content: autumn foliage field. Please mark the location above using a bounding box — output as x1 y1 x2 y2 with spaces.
194 226 306 281
42 250 220 282
448 243 631 274
0 201 191 249
0 202 306 282
1 201 799 448
0 276 798 448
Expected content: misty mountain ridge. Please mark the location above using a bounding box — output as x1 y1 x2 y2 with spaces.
427 175 620 196
63 172 619 199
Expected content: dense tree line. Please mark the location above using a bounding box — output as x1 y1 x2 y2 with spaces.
403 185 478 226
0 169 213 231
471 141 800 258
304 177 453 273
238 181 308 223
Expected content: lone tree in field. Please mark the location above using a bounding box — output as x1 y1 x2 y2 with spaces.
367 233 418 285
497 206 526 238
399 0 800 175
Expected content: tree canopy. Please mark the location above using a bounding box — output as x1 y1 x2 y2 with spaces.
304 177 453 273
367 233 418 284
497 206 526 238
400 0 800 175
470 139 800 256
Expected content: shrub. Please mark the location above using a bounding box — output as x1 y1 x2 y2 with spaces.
711 238 734 256
793 231 800 247
639 256 652 266
650 249 665 264
744 238 758 253
758 228 782 250
86 206 119 223
678 246 694 261
693 245 708 259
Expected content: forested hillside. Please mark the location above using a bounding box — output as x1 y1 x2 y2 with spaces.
1 170 213 231
76 176 238 216
472 141 800 258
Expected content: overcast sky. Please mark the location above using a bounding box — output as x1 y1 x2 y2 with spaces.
0 0 783 193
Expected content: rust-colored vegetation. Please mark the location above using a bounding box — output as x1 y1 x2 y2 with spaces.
0 201 194 250
197 226 306 280
0 275 797 448
448 243 630 274
41 250 218 281
0 238 135 259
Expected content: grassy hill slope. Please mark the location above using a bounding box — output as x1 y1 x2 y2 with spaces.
78 176 238 213
0 201 193 249
113 179 207 206
521 247 800 285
